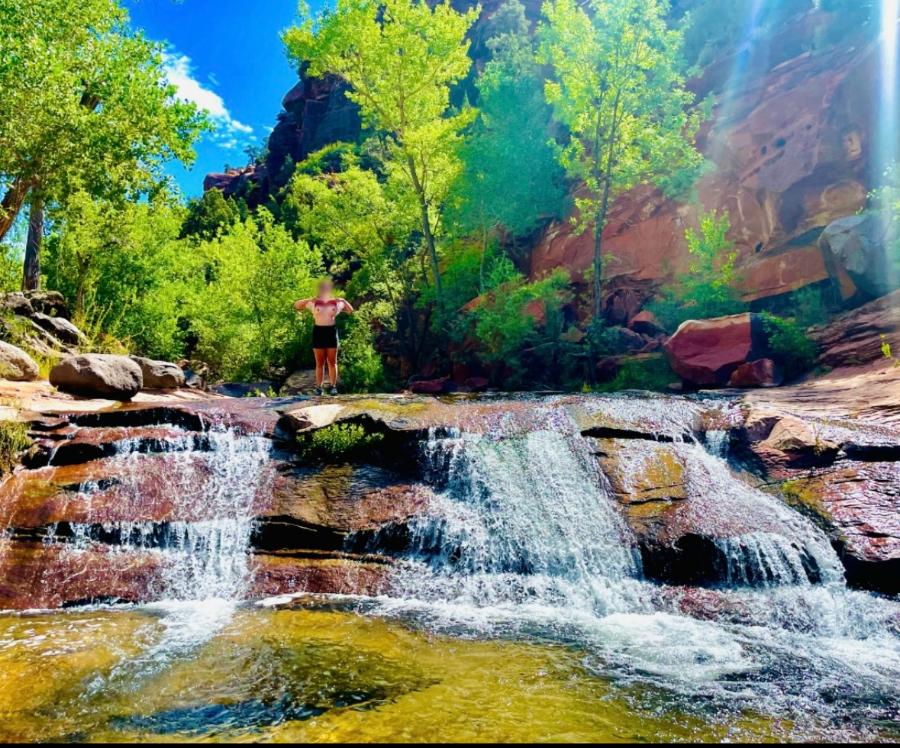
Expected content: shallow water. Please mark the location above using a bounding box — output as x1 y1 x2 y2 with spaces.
0 603 816 743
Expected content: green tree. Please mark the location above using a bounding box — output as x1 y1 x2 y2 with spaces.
448 0 568 289
282 150 432 367
537 0 703 322
0 0 206 287
180 189 245 240
44 191 195 358
283 0 479 302
184 210 323 380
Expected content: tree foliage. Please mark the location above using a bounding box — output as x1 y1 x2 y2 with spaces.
0 0 207 289
284 0 479 300
538 0 703 319
448 0 568 282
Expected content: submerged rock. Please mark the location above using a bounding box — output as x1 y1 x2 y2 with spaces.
49 354 143 400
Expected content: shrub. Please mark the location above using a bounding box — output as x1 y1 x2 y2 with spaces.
296 422 384 461
338 311 387 393
0 421 30 474
594 354 675 393
467 269 571 387
648 210 746 332
761 312 817 380
789 285 830 329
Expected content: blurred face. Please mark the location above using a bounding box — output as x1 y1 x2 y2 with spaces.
317 281 333 299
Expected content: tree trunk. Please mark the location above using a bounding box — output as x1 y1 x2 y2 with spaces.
406 154 442 301
23 193 43 291
592 221 603 321
0 179 32 243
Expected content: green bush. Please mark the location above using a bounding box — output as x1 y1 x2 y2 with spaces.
338 311 387 393
648 210 747 332
761 312 817 380
0 421 30 474
467 269 570 387
594 354 675 393
789 285 830 329
296 422 384 461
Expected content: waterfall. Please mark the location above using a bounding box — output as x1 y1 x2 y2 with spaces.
368 398 849 634
55 425 274 602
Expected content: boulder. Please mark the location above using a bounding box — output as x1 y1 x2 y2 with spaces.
754 414 840 469
409 377 456 395
0 341 39 381
25 291 69 318
32 313 84 346
819 213 899 299
130 356 185 389
211 381 275 398
663 313 767 387
628 310 664 336
728 358 780 388
0 293 33 316
279 369 318 396
613 326 646 352
49 354 143 400
463 376 490 392
810 289 900 368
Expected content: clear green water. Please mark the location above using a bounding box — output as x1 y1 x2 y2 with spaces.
0 602 812 743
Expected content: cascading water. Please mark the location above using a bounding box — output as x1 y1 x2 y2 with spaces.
388 428 647 617
362 397 900 734
51 425 274 601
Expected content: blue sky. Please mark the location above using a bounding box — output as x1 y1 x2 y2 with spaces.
124 0 319 196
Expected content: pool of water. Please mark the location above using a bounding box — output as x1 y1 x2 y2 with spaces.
0 598 896 743
0 601 802 743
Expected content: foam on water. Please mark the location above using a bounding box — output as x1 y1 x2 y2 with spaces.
57 426 273 601
360 400 900 731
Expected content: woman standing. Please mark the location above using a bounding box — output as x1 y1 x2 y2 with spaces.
293 279 354 395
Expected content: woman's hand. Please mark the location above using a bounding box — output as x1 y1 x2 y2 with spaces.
293 298 311 312
338 298 354 314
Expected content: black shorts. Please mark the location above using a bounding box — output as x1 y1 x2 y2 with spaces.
312 325 339 349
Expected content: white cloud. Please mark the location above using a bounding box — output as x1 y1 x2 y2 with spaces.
161 52 254 149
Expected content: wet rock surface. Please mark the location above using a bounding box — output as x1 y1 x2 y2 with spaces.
737 367 900 595
0 378 897 607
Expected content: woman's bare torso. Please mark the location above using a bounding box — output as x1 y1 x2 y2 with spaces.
306 298 345 326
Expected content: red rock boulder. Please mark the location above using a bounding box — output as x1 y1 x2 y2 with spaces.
664 313 767 387
728 358 781 388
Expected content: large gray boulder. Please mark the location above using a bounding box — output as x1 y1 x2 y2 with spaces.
32 313 85 346
50 354 143 400
819 212 900 298
0 342 39 381
130 356 185 389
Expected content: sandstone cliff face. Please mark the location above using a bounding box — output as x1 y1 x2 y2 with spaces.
530 15 879 308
